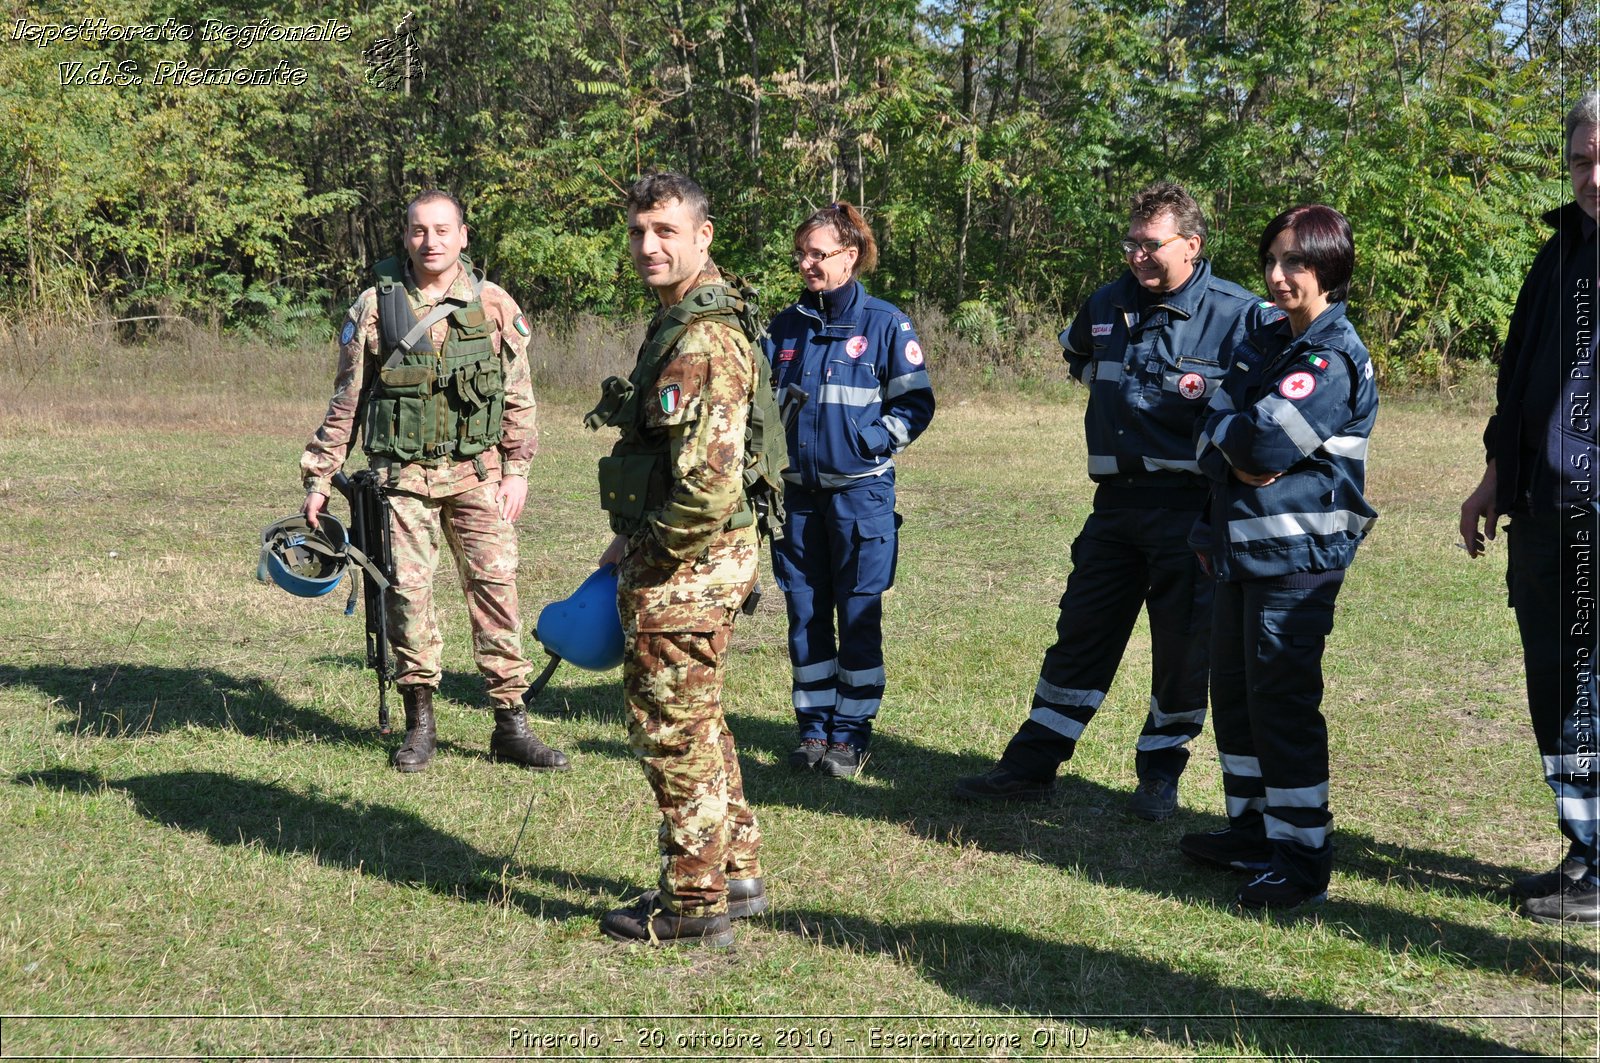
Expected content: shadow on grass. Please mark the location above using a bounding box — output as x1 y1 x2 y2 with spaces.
12 767 634 922
726 711 1591 990
769 908 1549 1059
3 662 506 763
1 662 381 745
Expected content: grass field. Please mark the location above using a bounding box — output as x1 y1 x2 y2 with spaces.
0 335 1596 1061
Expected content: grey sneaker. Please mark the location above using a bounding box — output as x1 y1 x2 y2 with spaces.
819 742 862 778
1129 777 1179 822
787 739 828 771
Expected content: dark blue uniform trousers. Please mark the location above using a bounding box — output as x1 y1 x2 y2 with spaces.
1000 506 1211 784
1508 505 1600 878
1210 573 1343 894
772 479 899 749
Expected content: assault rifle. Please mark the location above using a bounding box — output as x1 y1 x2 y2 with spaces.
332 470 396 733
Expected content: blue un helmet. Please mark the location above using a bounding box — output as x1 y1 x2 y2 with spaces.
258 513 357 598
535 563 624 671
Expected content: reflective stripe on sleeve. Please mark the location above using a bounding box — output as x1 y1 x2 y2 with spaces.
881 414 910 448
1321 435 1369 459
1259 393 1324 459
1090 361 1123 384
885 370 931 399
1227 509 1375 544
1087 454 1120 476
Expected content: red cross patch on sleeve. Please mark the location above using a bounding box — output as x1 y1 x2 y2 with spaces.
1279 371 1316 400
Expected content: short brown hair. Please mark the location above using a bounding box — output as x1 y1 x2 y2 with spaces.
1129 182 1206 247
406 189 465 226
625 172 710 225
794 201 879 276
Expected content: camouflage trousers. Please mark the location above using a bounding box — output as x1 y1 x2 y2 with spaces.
385 481 529 704
618 529 762 917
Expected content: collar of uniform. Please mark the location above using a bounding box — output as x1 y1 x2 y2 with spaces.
800 279 865 334
1542 200 1596 246
1112 258 1210 319
404 256 475 306
1284 300 1350 354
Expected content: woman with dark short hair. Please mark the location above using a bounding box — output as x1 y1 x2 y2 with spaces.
763 203 936 778
1182 204 1380 910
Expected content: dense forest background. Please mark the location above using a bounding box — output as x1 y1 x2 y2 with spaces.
1 0 1595 377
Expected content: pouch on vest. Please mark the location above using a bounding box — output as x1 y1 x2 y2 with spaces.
598 453 665 533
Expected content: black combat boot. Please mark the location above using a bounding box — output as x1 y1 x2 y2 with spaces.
601 895 735 947
392 686 437 773
489 706 570 770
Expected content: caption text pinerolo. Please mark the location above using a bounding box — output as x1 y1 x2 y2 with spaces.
13 17 350 88
506 1022 1093 1054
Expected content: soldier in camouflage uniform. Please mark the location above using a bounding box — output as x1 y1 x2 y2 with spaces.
301 189 568 773
594 173 766 947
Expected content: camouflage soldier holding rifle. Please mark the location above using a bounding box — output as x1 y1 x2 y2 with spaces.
300 189 567 773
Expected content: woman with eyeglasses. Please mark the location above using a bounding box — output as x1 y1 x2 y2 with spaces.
1186 203 1379 911
763 202 936 778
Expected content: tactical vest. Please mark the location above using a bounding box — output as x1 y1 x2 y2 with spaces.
362 255 505 463
586 277 788 541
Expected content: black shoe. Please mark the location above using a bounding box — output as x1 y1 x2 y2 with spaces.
489 707 570 770
1522 876 1600 925
1236 871 1327 911
1510 857 1589 900
601 895 735 946
1129 777 1179 821
392 686 437 773
726 876 769 919
787 739 828 772
635 877 768 921
952 765 1055 803
1180 828 1272 873
819 742 862 778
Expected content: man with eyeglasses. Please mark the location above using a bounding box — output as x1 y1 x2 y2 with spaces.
955 181 1284 820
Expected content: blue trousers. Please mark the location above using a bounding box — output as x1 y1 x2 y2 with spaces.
1508 505 1600 877
1001 506 1211 784
772 479 900 749
1209 573 1343 894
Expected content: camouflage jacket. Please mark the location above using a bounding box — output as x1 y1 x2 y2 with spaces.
301 260 537 499
619 265 760 622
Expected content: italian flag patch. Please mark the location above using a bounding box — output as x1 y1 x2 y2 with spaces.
513 314 530 337
659 384 681 414
1305 353 1329 371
